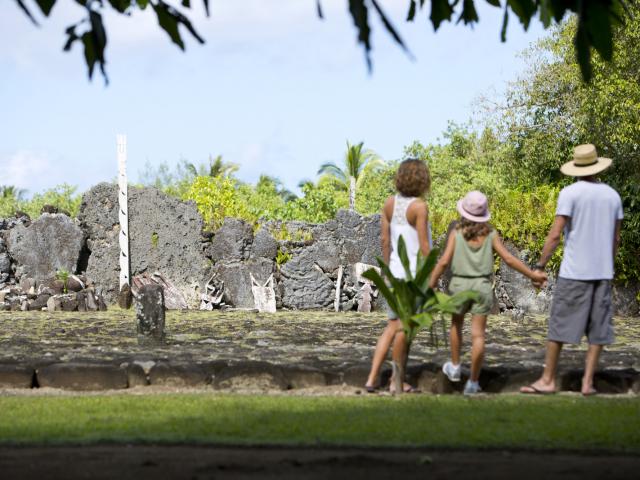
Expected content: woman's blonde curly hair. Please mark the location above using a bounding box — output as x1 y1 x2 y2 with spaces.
395 159 431 198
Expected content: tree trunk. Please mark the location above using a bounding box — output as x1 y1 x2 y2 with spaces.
349 176 356 210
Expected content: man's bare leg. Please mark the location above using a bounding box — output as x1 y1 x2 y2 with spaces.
520 340 563 393
582 344 603 395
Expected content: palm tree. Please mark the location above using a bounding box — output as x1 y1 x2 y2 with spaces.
184 155 239 178
0 185 26 201
297 178 314 190
317 141 382 210
257 175 297 202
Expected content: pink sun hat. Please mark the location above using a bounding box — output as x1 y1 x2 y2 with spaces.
457 191 491 222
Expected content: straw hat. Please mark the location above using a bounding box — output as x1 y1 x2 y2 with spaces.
561 144 612 177
457 191 491 223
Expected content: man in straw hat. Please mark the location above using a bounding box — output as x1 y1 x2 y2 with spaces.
521 144 623 396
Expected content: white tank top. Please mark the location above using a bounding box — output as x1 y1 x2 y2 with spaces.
389 195 432 279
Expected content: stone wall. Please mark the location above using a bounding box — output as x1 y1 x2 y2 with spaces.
78 183 210 306
0 185 638 316
208 210 382 311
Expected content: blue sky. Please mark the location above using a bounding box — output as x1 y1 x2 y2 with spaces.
0 1 546 196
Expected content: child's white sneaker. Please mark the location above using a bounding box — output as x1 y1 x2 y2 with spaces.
463 380 482 395
442 361 461 382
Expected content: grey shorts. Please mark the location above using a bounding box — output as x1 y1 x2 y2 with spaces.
548 277 614 345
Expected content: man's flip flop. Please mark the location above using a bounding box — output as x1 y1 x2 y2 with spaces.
520 384 556 395
582 388 598 397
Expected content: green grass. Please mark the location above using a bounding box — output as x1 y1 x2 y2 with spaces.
1 394 639 451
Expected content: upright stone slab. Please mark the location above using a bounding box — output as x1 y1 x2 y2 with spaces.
135 284 165 345
6 213 84 283
117 283 133 309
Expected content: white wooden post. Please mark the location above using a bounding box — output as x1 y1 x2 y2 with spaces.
334 265 343 312
117 134 130 289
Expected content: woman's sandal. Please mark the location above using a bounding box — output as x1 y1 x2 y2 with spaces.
364 384 378 394
389 383 421 394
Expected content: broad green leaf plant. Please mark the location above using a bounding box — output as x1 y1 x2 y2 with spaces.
362 235 479 394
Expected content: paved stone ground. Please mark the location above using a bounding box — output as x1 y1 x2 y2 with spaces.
0 310 638 393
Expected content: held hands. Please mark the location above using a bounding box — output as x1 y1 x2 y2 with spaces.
530 269 548 289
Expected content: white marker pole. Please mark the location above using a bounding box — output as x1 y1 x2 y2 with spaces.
117 134 130 289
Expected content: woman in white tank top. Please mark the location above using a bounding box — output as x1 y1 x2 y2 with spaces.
365 159 432 393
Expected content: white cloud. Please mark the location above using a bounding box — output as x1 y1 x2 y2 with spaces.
0 150 58 194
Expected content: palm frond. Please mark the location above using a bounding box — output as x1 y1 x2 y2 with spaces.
318 162 348 183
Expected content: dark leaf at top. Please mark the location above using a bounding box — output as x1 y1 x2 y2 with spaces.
430 0 455 30
407 0 417 21
348 0 372 71
35 0 56 16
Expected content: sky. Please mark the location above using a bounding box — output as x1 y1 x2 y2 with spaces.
0 0 546 196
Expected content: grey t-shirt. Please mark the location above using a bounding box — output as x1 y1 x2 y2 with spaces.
556 180 623 280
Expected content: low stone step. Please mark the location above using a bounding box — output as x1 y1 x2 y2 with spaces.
37 363 128 391
0 359 635 394
0 364 35 388
148 362 209 387
212 362 288 391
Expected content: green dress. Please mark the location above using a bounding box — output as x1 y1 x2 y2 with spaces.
448 230 495 315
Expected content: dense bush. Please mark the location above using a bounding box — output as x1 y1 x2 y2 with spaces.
0 184 81 219
184 176 250 231
488 9 640 283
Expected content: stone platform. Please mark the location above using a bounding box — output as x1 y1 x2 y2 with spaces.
0 311 638 394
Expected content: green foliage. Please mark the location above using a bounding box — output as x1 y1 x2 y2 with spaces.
491 8 640 281
137 160 198 198
275 248 292 267
405 125 510 239
0 184 82 219
363 237 479 345
318 141 382 210
491 185 563 272
281 182 348 224
56 269 69 294
269 224 312 243
237 176 291 222
0 187 21 218
184 155 239 179
183 176 251 231
355 161 397 216
21 184 82 219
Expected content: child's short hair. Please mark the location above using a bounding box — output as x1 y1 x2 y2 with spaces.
395 159 431 197
458 217 493 241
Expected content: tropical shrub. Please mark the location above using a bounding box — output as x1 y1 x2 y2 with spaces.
184 176 251 230
281 182 348 224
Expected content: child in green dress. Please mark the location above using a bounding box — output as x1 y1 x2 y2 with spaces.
429 191 547 394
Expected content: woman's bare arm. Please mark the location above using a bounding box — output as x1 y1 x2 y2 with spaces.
381 197 393 264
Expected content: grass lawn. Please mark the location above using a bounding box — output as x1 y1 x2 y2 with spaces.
1 394 639 451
